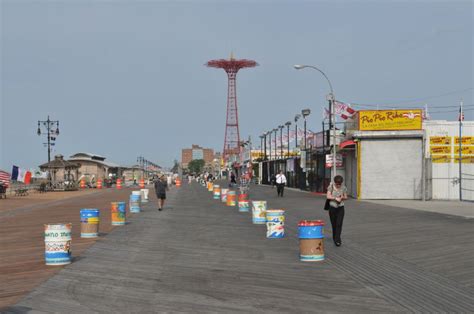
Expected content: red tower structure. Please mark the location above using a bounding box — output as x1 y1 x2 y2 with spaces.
206 54 258 161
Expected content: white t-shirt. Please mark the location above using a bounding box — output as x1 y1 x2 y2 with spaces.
276 173 287 184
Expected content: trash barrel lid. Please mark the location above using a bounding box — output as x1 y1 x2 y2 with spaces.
298 220 325 227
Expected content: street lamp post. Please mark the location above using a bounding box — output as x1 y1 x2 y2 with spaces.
268 130 272 161
37 116 60 164
285 121 291 157
301 109 311 150
263 132 268 160
279 125 284 159
294 114 301 150
259 135 264 161
294 64 337 182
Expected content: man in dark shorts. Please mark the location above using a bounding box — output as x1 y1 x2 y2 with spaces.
154 175 169 211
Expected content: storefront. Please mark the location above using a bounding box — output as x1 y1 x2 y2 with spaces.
344 109 424 200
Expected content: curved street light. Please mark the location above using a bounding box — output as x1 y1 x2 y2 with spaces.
294 64 337 183
285 121 291 157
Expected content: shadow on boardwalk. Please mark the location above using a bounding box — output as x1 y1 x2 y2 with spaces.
6 182 474 313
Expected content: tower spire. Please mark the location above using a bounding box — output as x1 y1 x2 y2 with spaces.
206 55 258 161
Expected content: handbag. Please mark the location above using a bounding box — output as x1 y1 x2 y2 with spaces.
324 199 331 211
324 183 333 211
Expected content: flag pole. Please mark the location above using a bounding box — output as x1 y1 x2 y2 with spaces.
459 99 463 201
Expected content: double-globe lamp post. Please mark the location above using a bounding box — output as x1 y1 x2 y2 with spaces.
294 64 337 182
37 116 60 164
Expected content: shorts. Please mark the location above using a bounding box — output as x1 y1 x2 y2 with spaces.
157 193 166 200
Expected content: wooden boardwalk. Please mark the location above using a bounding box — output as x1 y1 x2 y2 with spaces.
0 188 137 310
3 182 474 313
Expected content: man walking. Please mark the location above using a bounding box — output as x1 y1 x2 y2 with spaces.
154 175 169 211
275 170 287 197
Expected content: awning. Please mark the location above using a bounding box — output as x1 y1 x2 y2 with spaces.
340 140 356 149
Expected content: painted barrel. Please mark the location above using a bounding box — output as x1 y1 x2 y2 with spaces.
266 209 285 238
298 220 325 262
139 179 145 188
111 202 126 226
130 193 141 213
238 201 250 212
80 179 86 189
97 179 102 189
221 188 228 203
238 193 248 202
176 179 181 188
213 185 221 200
116 178 122 190
226 190 236 206
207 182 214 192
140 189 149 203
80 209 100 238
252 201 267 224
44 223 72 265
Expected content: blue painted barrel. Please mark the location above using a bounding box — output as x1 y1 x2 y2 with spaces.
266 210 285 238
298 220 325 262
80 209 100 238
238 201 250 212
251 201 267 224
44 223 72 265
130 194 141 213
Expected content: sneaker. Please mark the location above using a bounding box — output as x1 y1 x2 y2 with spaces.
158 208 162 211
335 241 341 247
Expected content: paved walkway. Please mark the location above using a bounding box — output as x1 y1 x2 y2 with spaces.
5 182 474 313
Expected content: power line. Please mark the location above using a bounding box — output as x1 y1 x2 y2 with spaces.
350 87 473 107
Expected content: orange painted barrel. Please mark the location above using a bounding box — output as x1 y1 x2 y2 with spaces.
226 190 236 206
238 193 248 202
139 178 145 188
96 179 102 189
176 179 182 188
116 179 122 190
111 202 126 226
80 179 86 189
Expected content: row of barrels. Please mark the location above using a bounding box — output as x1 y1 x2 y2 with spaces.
204 182 325 262
79 178 148 190
44 189 150 266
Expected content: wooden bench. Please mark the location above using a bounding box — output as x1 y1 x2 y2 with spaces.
15 188 29 196
0 185 6 199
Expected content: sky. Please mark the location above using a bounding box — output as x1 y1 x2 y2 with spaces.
1 0 473 170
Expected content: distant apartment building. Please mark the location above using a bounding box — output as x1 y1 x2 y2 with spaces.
181 145 215 169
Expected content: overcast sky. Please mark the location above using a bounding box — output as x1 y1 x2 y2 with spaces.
1 0 473 169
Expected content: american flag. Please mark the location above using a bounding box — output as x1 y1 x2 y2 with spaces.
0 170 10 187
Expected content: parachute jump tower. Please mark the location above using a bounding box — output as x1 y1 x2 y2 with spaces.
206 54 258 161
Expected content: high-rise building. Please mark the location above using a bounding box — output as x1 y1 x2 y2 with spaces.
181 145 215 169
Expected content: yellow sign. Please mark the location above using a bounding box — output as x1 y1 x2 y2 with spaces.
432 155 451 163
454 136 474 145
454 146 474 155
430 136 451 145
430 146 451 155
358 109 423 131
454 156 474 164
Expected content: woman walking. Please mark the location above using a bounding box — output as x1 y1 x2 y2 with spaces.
326 175 347 246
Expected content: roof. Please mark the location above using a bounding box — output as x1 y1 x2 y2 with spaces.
67 157 122 168
69 152 106 161
39 155 80 169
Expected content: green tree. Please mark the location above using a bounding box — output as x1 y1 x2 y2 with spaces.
187 159 205 174
170 159 179 173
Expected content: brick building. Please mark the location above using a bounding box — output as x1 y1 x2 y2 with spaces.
181 145 215 169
